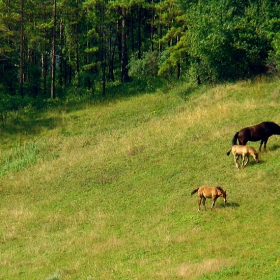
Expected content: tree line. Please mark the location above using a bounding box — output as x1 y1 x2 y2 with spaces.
0 0 279 105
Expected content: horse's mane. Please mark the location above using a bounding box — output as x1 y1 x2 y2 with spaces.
216 186 225 194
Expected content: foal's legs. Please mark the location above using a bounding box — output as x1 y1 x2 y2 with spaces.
243 155 249 167
202 197 206 211
234 154 240 169
198 197 202 212
211 198 217 210
241 154 249 168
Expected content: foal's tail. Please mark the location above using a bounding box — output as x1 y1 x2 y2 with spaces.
191 188 199 195
226 147 232 156
232 132 239 146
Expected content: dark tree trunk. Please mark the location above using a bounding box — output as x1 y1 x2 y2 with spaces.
42 7 47 96
108 25 116 81
75 2 79 74
101 26 106 96
116 15 122 63
150 0 154 52
137 4 142 59
176 35 180 79
19 0 24 97
51 0 56 99
130 6 134 53
158 2 162 53
59 19 63 86
42 52 47 96
121 7 129 82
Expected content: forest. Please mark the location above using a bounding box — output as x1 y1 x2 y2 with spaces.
0 0 280 108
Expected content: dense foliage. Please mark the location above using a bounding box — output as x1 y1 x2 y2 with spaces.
0 0 279 104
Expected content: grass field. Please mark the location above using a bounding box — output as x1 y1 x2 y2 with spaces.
1 76 280 279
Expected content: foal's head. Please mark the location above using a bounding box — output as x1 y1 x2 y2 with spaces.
217 186 227 204
253 152 259 163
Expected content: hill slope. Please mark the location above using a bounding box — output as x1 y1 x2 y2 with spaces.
1 77 280 279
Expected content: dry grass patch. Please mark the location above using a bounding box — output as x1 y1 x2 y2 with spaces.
1 204 35 242
177 258 234 279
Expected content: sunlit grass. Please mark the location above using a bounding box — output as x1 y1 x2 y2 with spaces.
0 76 280 279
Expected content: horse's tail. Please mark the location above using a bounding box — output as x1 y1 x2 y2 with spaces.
232 132 239 146
191 188 199 195
226 147 232 156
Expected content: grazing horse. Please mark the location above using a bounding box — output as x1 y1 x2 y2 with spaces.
232 121 280 151
191 186 227 211
227 145 259 169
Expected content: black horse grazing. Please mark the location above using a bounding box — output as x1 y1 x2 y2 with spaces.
232 121 280 151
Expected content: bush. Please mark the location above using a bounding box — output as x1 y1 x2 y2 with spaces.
128 52 159 80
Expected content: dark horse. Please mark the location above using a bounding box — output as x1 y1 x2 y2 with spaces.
232 121 280 151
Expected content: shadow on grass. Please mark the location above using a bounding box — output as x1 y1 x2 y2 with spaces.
89 77 170 103
225 202 240 208
1 77 198 141
251 160 264 167
233 160 264 169
1 112 62 146
6 115 61 135
266 144 280 151
1 78 170 140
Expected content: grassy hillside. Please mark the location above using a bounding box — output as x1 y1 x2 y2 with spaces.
1 76 280 279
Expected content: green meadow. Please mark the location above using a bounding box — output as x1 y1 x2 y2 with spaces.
1 76 280 279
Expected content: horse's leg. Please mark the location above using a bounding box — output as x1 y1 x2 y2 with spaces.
241 155 245 168
211 197 216 210
234 155 240 169
263 138 268 150
198 197 202 212
259 138 268 151
243 155 249 167
241 154 248 168
259 140 264 151
202 197 206 211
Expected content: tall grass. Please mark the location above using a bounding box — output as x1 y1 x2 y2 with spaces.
0 76 280 279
